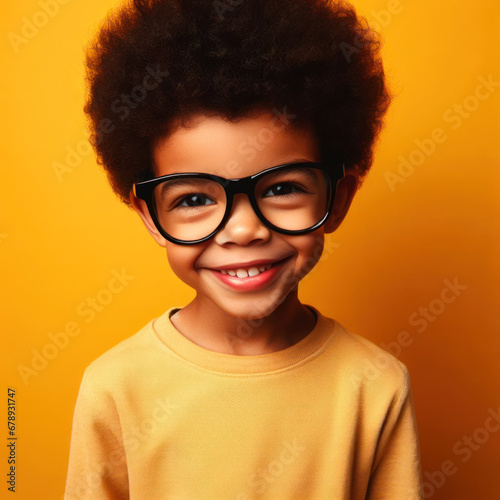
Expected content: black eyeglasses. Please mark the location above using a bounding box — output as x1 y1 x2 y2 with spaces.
133 160 345 245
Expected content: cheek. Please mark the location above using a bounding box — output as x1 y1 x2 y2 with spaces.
165 245 202 284
293 232 325 273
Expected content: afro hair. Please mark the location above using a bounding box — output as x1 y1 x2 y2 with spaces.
83 0 392 206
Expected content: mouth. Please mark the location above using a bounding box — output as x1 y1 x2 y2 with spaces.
211 257 291 279
206 256 293 291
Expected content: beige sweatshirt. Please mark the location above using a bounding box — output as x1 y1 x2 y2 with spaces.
65 305 423 499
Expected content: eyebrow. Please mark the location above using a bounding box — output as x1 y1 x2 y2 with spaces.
157 159 320 186
271 163 321 182
158 178 210 194
285 158 314 164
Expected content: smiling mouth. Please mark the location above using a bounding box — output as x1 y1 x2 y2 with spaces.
219 264 272 278
212 257 291 279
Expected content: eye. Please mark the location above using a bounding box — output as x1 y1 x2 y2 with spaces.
175 194 216 209
262 182 306 198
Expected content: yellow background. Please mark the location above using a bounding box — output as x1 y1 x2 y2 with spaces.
2 0 499 498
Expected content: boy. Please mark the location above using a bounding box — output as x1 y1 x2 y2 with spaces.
65 0 423 498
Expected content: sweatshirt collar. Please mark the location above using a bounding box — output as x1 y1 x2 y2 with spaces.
151 305 336 375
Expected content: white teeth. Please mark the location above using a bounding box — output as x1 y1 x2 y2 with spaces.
219 263 273 278
247 267 260 277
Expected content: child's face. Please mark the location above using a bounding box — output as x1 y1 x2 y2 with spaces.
131 109 353 320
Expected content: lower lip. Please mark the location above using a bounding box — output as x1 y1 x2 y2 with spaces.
208 258 290 292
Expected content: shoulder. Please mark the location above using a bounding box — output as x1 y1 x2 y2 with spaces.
316 310 411 398
80 314 162 392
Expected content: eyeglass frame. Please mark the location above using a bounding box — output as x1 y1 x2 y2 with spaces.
133 159 346 245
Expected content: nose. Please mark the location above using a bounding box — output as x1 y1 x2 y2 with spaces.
213 193 272 246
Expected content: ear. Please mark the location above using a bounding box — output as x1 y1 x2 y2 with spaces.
129 188 168 247
323 171 359 234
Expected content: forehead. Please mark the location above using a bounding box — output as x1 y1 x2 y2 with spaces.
152 110 321 179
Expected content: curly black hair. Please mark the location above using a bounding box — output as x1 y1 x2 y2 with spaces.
83 0 391 207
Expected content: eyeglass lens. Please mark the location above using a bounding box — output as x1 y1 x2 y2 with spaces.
152 165 330 242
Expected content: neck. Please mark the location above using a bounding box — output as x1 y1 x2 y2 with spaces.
170 290 317 355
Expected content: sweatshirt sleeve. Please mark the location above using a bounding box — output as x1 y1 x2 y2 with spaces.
366 364 423 500
65 366 129 500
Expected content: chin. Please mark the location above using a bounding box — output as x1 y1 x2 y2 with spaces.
219 290 290 322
